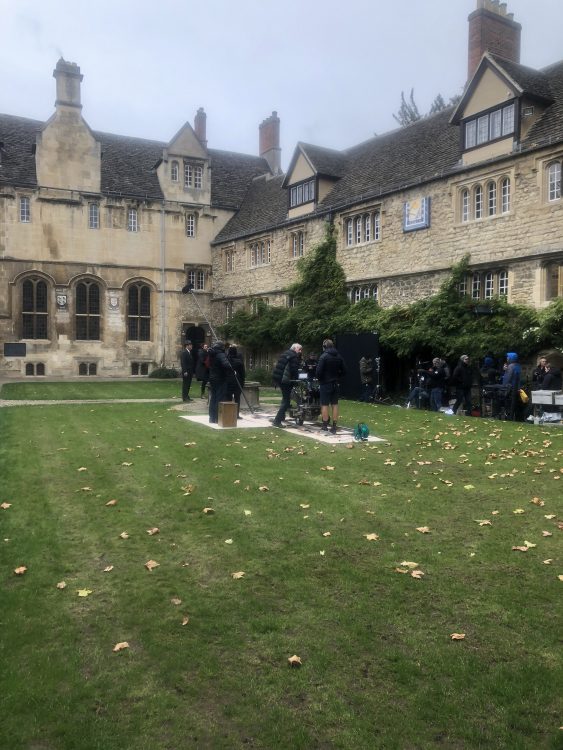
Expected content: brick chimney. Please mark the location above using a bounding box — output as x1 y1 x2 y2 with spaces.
53 58 83 108
468 0 521 79
194 107 207 147
259 111 281 175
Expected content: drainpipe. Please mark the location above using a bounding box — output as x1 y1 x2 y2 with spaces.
159 201 166 366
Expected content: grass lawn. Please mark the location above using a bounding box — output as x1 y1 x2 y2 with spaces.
0 389 561 749
0 380 183 401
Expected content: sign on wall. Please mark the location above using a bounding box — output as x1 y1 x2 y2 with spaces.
403 196 431 232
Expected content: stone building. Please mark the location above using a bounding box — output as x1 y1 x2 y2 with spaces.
1 0 562 378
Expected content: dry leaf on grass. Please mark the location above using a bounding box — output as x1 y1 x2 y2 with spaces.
400 561 419 568
244 510 252 516
224 539 233 544
287 654 302 667
544 514 556 520
77 589 92 597
14 566 27 575
395 567 409 574
322 531 332 537
542 531 553 537
450 633 466 640
170 597 182 606
513 509 525 515
56 581 66 589
182 484 195 496
530 497 545 507
512 546 529 552
144 559 160 571
147 527 160 535
121 462 133 467
299 503 310 509
202 507 215 514
475 520 492 526
1 502 12 509
364 533 380 541
77 467 88 472
103 566 114 573
543 559 553 565
181 616 190 626
113 642 129 652
523 540 536 548
321 466 335 471
231 571 245 579
411 570 425 579
416 526 431 534
105 499 118 506
119 532 129 539
558 575 563 582
258 485 269 492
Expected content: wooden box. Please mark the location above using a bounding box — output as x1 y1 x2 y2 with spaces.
218 401 238 428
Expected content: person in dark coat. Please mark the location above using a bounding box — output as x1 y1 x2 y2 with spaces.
207 341 231 423
428 357 448 411
532 357 548 390
316 339 346 433
180 341 194 402
541 363 562 390
271 343 302 427
195 343 210 398
226 346 246 418
451 354 473 416
359 355 374 402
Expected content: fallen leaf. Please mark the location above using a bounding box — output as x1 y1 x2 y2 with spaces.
14 566 27 575
181 616 190 626
523 540 536 549
77 467 88 472
450 633 466 640
119 532 129 539
1 502 12 509
299 503 310 509
258 486 269 492
182 484 195 495
202 507 215 514
558 575 563 582
287 654 302 667
147 527 160 535
244 510 252 516
491 510 500 515
395 567 409 574
171 597 182 606
144 559 160 571
77 588 92 597
400 561 419 568
103 565 114 573
224 539 233 544
231 571 245 579
319 550 325 556
475 519 492 526
105 499 118 506
56 581 66 589
322 531 331 538
530 497 545 507
463 484 475 490
544 514 556 520
512 546 529 552
513 509 525 515
121 462 133 467
411 569 425 579
113 642 129 652
416 526 431 534
543 559 553 564
364 533 380 541
542 531 553 537
321 466 335 471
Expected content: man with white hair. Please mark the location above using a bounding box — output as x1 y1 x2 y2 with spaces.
271 343 303 427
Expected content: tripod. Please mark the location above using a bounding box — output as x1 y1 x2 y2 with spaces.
372 357 392 404
181 284 254 416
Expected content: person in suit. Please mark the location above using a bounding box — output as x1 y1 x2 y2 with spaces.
180 341 194 402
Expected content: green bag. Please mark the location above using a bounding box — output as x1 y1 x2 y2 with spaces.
354 423 370 441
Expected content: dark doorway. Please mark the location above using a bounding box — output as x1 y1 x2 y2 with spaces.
336 333 379 399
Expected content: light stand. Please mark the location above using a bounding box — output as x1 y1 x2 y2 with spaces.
181 283 254 416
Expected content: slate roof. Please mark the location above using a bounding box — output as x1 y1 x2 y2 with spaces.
296 142 347 178
0 113 270 208
215 58 563 244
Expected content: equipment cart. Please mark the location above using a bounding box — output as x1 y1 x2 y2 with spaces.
288 377 321 425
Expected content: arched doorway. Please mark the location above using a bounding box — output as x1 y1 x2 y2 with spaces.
183 324 206 358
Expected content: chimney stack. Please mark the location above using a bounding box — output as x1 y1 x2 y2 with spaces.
194 107 207 147
259 111 281 175
53 58 83 108
468 0 521 79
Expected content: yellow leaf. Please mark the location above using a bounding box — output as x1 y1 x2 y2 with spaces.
182 484 195 495
244 510 252 516
475 519 492 526
231 571 245 579
258 486 269 492
113 641 129 652
103 565 114 573
543 559 553 565
322 531 332 537
364 533 380 541
299 503 310 509
530 497 545 506
319 550 325 556
181 616 190 626
56 581 66 589
144 559 160 571
77 467 88 472
119 532 129 539
171 597 182 606
450 633 466 640
523 540 536 549
400 561 419 568
224 539 233 544
416 526 431 534
14 566 27 575
558 575 563 582
105 499 118 506
146 527 160 535
79 487 92 492
77 588 92 597
287 654 302 667
202 507 214 514
512 546 529 552
491 510 499 515
121 462 133 467
1 502 12 509
395 567 409 574
542 531 553 537
410 570 425 579
321 466 335 471
513 509 525 514
544 514 556 520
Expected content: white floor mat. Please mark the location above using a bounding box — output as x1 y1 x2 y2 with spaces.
180 412 384 443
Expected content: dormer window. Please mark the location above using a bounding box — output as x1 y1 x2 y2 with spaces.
289 179 315 208
184 162 203 189
464 102 515 150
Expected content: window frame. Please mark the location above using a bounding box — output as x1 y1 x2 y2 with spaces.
127 207 139 233
185 213 196 238
547 161 561 202
88 202 100 230
22 276 49 339
19 196 31 223
171 161 179 182
289 178 316 208
462 99 517 152
75 279 101 341
127 283 151 341
248 238 271 268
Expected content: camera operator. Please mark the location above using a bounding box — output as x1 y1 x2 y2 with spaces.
316 339 346 433
271 343 302 428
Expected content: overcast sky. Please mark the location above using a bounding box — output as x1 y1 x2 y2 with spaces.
1 0 562 168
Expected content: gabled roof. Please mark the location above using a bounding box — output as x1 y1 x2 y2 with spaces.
213 174 287 243
282 142 347 187
0 113 270 207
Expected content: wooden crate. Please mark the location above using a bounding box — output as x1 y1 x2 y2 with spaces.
218 401 238 428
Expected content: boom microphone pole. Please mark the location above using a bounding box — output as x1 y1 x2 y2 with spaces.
181 283 255 416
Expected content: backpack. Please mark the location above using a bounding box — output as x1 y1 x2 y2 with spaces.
354 423 370 441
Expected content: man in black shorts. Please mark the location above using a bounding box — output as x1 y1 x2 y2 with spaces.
316 339 346 433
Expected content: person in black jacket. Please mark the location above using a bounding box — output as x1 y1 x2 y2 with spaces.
180 341 194 402
541 363 562 390
207 341 231 424
226 346 246 418
532 357 548 390
428 357 448 412
451 354 473 416
195 343 210 398
271 343 302 427
316 339 346 433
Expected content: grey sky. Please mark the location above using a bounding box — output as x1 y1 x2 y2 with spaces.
1 0 562 169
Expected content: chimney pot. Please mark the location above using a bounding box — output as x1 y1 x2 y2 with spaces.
53 58 83 109
467 1 521 79
194 107 207 147
259 111 281 174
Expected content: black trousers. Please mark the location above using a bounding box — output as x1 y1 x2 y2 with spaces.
182 373 193 401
